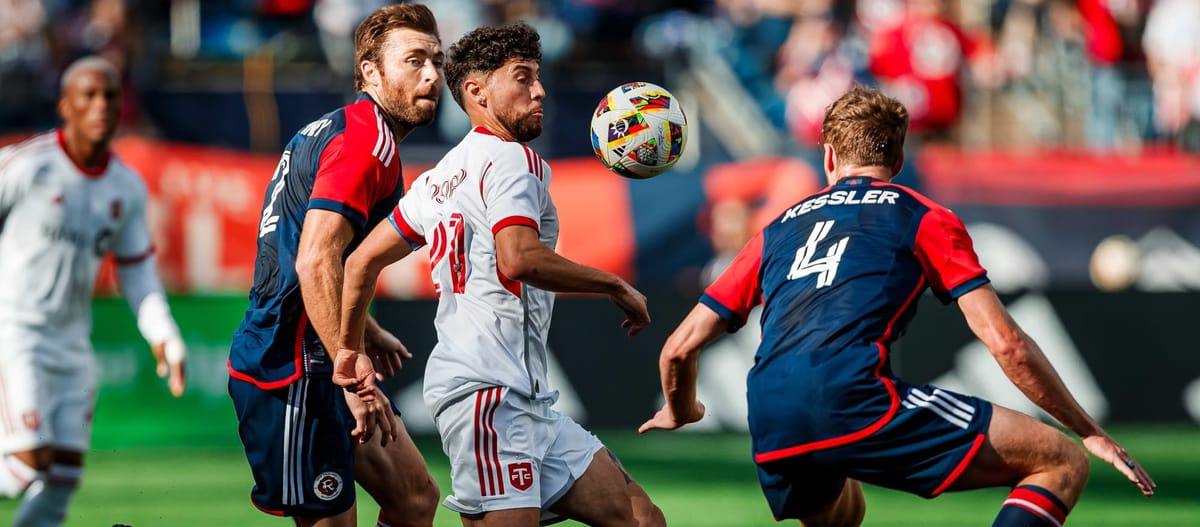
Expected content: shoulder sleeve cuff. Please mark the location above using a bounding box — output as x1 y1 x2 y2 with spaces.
309 198 367 233
944 272 990 304
700 294 746 333
492 215 539 236
389 209 425 250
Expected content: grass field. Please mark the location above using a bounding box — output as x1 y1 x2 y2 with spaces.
2 427 1196 526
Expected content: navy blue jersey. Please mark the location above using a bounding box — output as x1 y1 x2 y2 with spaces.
229 93 403 388
701 176 989 462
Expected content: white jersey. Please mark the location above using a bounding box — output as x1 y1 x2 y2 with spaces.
392 128 559 414
0 131 153 370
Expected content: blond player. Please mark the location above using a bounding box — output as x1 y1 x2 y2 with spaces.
0 56 187 526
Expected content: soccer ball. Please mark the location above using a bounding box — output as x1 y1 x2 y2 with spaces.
589 82 688 179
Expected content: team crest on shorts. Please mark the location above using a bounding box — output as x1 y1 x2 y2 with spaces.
508 462 534 491
313 471 343 501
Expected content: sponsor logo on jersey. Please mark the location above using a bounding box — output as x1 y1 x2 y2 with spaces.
313 471 343 501
508 462 534 491
22 411 39 432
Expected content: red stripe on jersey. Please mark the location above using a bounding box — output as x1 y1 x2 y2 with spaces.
703 231 765 321
931 433 986 496
56 129 109 178
391 207 426 246
492 216 539 236
226 311 307 389
115 245 155 266
754 277 925 463
914 206 986 299
312 100 401 222
521 146 534 179
478 162 493 207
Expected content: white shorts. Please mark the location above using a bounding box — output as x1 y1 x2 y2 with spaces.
434 386 604 516
0 334 95 453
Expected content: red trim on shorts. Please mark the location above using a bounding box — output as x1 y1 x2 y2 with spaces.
226 311 308 390
0 369 14 434
473 387 506 497
930 433 986 496
753 277 926 464
487 388 505 496
251 496 287 517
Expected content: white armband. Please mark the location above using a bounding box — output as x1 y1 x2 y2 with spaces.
118 256 185 363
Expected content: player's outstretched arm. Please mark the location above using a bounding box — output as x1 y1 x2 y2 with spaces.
495 224 650 335
337 219 414 393
639 304 728 433
957 284 1156 496
118 256 187 397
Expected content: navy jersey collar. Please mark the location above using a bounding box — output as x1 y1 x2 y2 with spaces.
837 176 885 187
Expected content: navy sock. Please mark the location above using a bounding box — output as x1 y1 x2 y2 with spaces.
992 484 1070 526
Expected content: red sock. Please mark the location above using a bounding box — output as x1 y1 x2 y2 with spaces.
992 485 1069 526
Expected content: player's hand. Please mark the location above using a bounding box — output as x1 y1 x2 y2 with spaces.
364 325 410 379
637 400 706 433
344 385 399 447
333 349 377 400
1082 435 1156 496
151 338 187 397
610 281 650 336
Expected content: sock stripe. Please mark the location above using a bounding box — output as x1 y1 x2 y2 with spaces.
1002 498 1064 527
1008 486 1068 522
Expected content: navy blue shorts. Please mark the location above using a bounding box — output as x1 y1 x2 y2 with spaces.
229 375 357 518
754 380 993 519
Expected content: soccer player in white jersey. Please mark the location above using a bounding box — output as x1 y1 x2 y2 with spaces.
0 56 187 526
335 22 667 527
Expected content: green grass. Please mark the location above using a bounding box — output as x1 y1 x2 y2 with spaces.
2 428 1196 526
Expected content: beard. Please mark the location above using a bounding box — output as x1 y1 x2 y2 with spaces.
506 112 543 143
379 95 437 129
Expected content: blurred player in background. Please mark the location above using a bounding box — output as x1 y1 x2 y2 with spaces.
226 4 442 526
336 22 666 527
0 56 187 527
640 86 1156 526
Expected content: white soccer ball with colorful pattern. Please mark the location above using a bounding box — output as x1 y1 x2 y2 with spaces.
589 82 688 179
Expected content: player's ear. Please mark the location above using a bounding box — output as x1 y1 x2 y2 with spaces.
464 77 485 108
892 152 905 178
360 60 380 89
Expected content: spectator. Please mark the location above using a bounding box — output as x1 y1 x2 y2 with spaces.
1141 0 1200 151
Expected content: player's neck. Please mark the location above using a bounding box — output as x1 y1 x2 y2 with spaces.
469 113 519 142
831 165 893 184
58 128 110 169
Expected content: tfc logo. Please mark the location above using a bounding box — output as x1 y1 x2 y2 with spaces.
508 462 534 491
21 411 40 432
313 472 343 501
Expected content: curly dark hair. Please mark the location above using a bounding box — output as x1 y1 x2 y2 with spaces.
445 22 542 109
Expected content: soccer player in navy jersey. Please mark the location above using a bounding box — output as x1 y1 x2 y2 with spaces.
640 86 1155 527
227 4 442 526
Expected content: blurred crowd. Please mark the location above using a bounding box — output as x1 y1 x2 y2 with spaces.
2 0 1198 152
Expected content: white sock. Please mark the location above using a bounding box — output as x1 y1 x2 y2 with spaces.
0 455 39 498
13 464 81 527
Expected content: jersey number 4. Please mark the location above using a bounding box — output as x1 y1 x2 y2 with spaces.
787 220 849 288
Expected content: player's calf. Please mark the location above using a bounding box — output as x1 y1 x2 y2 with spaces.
12 463 82 527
